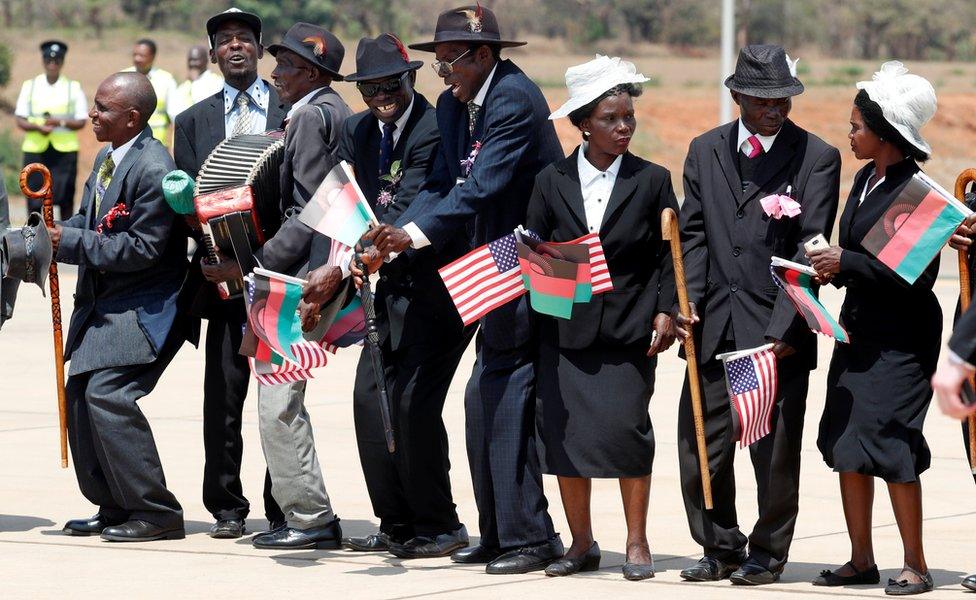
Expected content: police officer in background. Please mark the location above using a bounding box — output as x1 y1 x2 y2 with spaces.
126 38 180 145
14 41 87 219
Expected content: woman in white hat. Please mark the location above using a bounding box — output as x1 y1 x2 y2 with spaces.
807 61 938 595
525 55 677 581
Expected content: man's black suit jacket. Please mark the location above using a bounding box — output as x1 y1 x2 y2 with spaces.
680 118 841 369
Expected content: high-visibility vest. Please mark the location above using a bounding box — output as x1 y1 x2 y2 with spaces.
21 75 81 154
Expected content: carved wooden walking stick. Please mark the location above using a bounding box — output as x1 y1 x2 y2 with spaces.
20 163 68 468
662 207 713 509
955 168 976 474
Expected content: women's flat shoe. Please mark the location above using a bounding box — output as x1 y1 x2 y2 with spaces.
622 561 655 581
812 561 880 586
885 567 934 596
544 542 601 577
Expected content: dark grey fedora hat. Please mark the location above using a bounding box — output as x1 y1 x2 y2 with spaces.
345 34 423 82
1 212 52 295
725 44 804 98
268 23 345 81
409 4 526 52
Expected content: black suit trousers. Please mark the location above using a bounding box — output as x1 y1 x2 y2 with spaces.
202 301 283 523
353 326 475 538
678 344 808 571
66 323 186 529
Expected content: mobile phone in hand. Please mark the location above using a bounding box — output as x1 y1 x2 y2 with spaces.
804 234 829 253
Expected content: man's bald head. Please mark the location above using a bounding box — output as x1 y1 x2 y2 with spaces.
89 72 157 145
187 44 208 75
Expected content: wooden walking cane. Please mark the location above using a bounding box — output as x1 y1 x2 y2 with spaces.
662 207 713 509
19 163 69 468
954 168 976 474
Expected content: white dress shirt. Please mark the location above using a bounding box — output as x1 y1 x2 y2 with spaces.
224 78 270 137
376 96 415 148
106 133 139 175
736 119 779 156
577 144 622 233
858 170 886 205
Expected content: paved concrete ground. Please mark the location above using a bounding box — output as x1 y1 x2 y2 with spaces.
2 255 976 599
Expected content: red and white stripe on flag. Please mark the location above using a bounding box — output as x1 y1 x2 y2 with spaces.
438 234 526 326
326 237 355 270
249 356 312 387
722 346 778 448
577 233 613 293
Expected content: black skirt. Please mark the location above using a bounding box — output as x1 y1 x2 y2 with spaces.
817 339 936 483
537 339 656 478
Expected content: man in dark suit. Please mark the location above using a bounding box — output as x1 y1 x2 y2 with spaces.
366 5 565 574
48 72 189 542
674 45 841 585
173 7 288 540
337 34 475 558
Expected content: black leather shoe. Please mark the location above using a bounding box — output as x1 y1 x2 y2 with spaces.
252 518 342 550
486 535 564 575
545 542 601 577
963 573 976 591
622 562 656 581
885 568 934 596
100 519 185 542
62 514 124 536
209 518 245 539
812 561 880 586
451 544 503 564
390 525 469 559
730 557 783 585
345 532 391 552
680 555 743 581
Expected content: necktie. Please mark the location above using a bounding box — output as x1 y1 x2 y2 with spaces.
232 92 253 137
467 101 481 137
379 122 397 176
744 134 763 159
95 152 114 214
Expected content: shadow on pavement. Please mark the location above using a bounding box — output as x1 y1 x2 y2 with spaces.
0 514 56 532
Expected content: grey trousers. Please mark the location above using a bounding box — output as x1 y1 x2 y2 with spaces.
257 380 334 529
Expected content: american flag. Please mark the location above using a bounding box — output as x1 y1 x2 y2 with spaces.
575 233 613 294
722 346 778 448
438 233 526 325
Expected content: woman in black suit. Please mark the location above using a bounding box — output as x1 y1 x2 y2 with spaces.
807 62 938 596
526 56 677 581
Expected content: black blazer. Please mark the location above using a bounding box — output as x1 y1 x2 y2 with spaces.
526 149 677 349
333 93 468 349
832 158 942 354
680 119 841 369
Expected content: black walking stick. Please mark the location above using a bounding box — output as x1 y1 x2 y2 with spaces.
356 254 395 453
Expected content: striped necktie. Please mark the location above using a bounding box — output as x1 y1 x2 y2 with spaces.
95 153 114 213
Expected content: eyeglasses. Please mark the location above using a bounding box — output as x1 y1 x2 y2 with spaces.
431 49 471 77
356 72 409 98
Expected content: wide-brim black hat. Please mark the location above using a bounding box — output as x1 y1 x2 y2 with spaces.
724 44 804 99
409 4 526 52
206 8 263 48
268 23 345 81
1 212 52 295
345 34 423 82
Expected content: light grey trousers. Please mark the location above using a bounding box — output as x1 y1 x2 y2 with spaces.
257 380 334 529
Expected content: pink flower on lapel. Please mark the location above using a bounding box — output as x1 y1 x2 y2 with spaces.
460 141 482 177
96 202 130 234
760 186 801 219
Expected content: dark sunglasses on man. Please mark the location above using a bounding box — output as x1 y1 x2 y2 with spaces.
356 72 410 98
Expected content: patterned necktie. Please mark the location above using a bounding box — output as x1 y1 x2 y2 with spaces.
744 134 763 159
378 122 397 176
94 152 114 214
467 101 481 137
232 92 253 137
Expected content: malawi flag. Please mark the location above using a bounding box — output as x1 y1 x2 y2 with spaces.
770 257 848 343
516 240 579 319
518 234 592 302
321 294 367 348
299 160 378 247
542 233 614 297
861 172 972 284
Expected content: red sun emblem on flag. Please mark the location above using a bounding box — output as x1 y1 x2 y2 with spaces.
883 202 916 237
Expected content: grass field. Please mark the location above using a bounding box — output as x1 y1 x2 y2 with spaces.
2 29 976 223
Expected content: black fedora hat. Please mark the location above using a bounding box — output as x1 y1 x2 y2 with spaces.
1 212 52 295
409 4 526 52
346 34 423 82
268 23 345 81
725 44 804 98
206 7 263 49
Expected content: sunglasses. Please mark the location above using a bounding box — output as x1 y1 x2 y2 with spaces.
431 49 472 77
356 72 409 98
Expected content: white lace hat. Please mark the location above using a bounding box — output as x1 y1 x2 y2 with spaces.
549 55 650 120
856 61 937 155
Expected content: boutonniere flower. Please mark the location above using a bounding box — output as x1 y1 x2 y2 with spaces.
95 202 130 234
377 160 403 208
460 141 482 177
760 185 801 220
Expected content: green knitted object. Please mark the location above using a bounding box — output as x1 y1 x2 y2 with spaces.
162 170 195 215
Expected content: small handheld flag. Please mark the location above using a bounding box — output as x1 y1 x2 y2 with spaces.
718 344 779 448
299 160 378 247
438 233 525 326
770 256 848 343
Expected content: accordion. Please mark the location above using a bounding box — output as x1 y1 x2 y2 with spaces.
194 132 285 299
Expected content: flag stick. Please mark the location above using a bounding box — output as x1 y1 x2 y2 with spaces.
662 207 713 509
954 169 976 474
20 163 68 469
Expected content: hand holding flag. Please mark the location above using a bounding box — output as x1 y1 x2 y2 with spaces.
299 161 379 247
